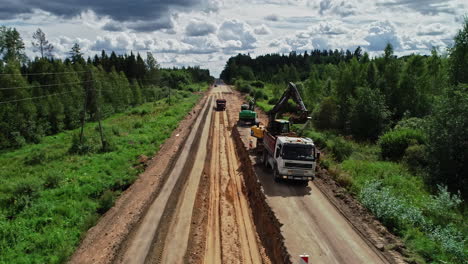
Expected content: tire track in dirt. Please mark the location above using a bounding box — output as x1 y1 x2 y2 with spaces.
114 95 214 264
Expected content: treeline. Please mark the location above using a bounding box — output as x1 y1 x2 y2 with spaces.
0 26 213 150
221 19 468 198
220 48 363 83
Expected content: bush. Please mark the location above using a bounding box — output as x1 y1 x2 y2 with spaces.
254 89 266 100
394 117 428 131
251 81 264 88
68 134 95 155
97 190 117 214
403 144 428 171
268 97 278 105
425 185 462 224
133 121 143 129
24 149 48 165
359 181 426 231
312 97 339 130
10 132 26 148
43 173 61 189
426 84 468 198
304 131 327 149
327 137 353 162
349 87 390 140
378 128 426 161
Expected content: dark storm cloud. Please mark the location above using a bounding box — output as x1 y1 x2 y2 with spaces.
0 0 211 30
377 0 455 15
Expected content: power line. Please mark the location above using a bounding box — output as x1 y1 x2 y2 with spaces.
0 91 76 105
0 80 94 90
0 71 87 76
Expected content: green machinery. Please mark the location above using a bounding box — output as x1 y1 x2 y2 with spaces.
238 99 258 125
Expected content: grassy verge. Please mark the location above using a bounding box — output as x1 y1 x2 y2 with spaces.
0 90 201 263
302 128 467 264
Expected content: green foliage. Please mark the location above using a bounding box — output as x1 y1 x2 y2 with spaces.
304 130 327 149
0 92 200 262
349 86 390 140
449 16 468 85
312 97 339 130
359 181 426 231
97 190 117 214
327 137 353 162
403 144 428 171
425 84 468 198
251 80 264 88
378 128 426 161
393 117 428 131
68 133 95 155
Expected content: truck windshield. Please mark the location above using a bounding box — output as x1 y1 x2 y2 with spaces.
282 144 315 161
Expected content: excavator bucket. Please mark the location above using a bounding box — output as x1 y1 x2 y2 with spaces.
288 112 309 124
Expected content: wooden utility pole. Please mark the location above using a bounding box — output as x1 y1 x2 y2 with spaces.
79 71 91 144
89 70 107 151
167 85 171 105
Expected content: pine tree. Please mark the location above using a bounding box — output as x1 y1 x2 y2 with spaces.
32 28 54 59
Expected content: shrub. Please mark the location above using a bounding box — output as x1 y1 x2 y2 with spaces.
394 117 428 131
426 84 468 198
43 173 61 189
359 181 426 231
24 149 48 165
251 81 264 88
10 132 26 148
254 90 266 100
425 185 462 224
97 190 117 215
68 134 95 155
111 126 121 136
133 121 143 129
312 97 339 130
327 137 353 162
304 131 327 149
268 98 278 105
403 144 428 171
378 128 426 161
240 84 252 93
349 87 390 140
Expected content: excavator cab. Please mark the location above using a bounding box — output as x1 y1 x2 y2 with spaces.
268 119 290 136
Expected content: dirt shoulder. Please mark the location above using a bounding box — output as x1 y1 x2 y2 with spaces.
69 93 208 264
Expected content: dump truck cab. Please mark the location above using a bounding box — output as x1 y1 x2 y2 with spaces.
263 135 318 181
216 99 226 111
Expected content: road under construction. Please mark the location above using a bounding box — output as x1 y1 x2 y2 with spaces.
70 84 405 264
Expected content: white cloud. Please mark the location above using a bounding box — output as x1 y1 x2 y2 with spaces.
218 19 257 50
264 14 281 21
364 21 401 51
185 19 217 36
254 24 271 35
1 0 463 77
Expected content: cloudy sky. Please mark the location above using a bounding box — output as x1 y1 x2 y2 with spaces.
0 0 466 76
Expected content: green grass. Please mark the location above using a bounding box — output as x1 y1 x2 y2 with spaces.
303 127 467 264
0 91 201 263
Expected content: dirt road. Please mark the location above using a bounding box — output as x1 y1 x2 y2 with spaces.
113 85 268 264
72 84 401 264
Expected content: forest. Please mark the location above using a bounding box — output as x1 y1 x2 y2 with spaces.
222 19 467 263
0 27 213 150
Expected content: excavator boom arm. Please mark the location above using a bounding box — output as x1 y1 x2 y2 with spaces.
269 82 308 124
